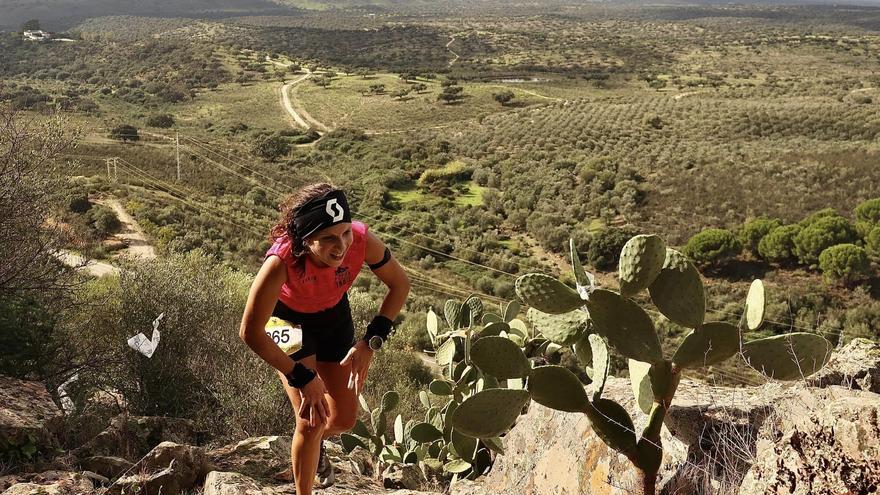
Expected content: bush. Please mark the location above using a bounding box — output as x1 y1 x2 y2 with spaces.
146 114 175 128
252 135 290 161
0 295 60 379
793 216 857 266
855 197 880 236
586 227 639 271
867 226 880 256
67 192 91 213
739 216 781 256
758 224 802 263
818 244 871 286
87 205 121 238
683 228 742 267
109 124 139 143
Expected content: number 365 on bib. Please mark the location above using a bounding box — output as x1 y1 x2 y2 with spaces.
264 317 303 354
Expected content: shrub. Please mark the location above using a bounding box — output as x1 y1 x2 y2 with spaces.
109 124 139 143
683 228 742 267
146 114 175 128
87 205 121 238
854 197 880 236
793 216 857 266
67 192 91 213
758 224 802 263
739 216 781 256
818 244 871 286
867 226 880 256
252 135 290 161
0 295 60 379
586 227 639 271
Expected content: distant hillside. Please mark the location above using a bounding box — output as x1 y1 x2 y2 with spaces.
0 0 301 31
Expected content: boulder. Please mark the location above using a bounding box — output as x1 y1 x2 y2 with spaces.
63 390 129 448
207 436 291 481
347 446 375 476
739 386 880 495
76 455 133 479
382 463 426 490
203 471 263 495
454 377 689 495
807 337 880 393
0 375 63 458
1 471 94 495
107 441 211 495
72 414 196 461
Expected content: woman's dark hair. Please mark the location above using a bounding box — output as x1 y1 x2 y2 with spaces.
270 182 338 270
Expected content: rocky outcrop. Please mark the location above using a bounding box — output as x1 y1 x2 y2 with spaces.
107 441 211 495
0 376 64 457
0 471 94 495
207 435 291 481
739 387 880 495
807 337 880 393
72 414 196 460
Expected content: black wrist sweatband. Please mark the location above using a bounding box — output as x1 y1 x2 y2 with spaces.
364 315 393 341
286 362 317 389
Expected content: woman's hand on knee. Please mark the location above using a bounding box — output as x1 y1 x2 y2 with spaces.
340 339 374 395
298 376 330 428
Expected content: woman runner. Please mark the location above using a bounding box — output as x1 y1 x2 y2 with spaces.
239 183 410 494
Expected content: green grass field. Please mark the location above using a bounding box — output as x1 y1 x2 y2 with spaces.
292 73 586 133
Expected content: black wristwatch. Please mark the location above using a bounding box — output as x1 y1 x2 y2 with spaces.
285 361 317 389
367 335 385 351
363 315 393 351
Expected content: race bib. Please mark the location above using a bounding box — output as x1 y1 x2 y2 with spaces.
265 317 303 354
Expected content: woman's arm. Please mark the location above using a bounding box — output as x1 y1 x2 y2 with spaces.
364 230 411 319
238 256 296 374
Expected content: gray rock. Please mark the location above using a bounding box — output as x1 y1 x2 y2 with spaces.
2 471 94 495
347 446 375 476
107 441 211 495
0 375 63 456
807 337 880 393
72 414 196 461
382 464 426 490
203 471 263 495
80 470 109 486
76 455 133 479
207 436 292 481
739 386 880 495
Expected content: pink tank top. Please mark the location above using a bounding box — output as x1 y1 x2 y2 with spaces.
266 221 368 313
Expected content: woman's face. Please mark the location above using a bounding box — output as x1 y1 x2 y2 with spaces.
305 222 353 268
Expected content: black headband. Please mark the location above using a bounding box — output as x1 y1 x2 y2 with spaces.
293 190 352 240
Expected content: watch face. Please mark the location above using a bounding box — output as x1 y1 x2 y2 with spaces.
368 335 384 350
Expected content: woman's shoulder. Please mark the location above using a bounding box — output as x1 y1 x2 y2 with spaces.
266 235 293 261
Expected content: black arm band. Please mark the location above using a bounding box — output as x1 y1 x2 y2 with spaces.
364 315 394 341
285 362 317 389
367 247 392 271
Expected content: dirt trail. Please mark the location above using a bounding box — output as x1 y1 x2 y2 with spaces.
280 73 319 130
57 250 119 277
446 35 460 67
101 198 156 260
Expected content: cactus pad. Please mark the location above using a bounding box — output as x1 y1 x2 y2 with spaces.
470 336 531 379
742 332 832 380
427 309 440 344
573 332 594 372
585 399 638 457
628 359 654 415
480 321 510 337
672 322 739 369
503 300 521 322
445 299 462 330
648 249 706 328
451 388 531 438
527 307 589 345
429 379 454 396
618 234 667 297
482 313 502 325
515 273 585 314
745 279 765 331
586 289 663 364
466 296 484 322
528 365 590 413
590 334 610 401
435 337 456 366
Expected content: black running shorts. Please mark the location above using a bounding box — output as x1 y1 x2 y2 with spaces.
271 293 356 363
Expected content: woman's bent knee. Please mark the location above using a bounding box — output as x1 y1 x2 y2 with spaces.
296 419 326 439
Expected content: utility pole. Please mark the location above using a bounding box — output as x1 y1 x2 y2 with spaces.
105 158 112 179
175 132 181 182
113 157 118 182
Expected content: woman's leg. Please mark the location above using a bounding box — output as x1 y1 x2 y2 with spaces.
277 355 323 495
315 359 361 437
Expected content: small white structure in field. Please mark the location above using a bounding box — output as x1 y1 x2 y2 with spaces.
23 30 52 41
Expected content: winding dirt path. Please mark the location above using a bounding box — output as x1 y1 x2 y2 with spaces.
102 198 156 260
280 73 317 130
446 35 460 67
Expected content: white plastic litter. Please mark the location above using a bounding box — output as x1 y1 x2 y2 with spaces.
57 372 79 414
127 312 164 358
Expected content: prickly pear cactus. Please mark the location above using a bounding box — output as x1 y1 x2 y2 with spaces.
618 234 667 297
526 307 589 345
515 273 584 314
742 332 833 380
648 248 705 328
